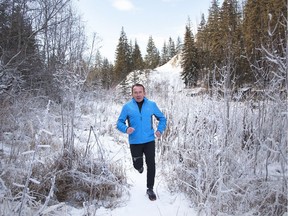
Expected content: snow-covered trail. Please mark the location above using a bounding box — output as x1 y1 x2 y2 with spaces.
95 141 196 216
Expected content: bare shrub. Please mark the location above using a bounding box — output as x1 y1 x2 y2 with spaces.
24 149 125 207
156 88 287 215
0 89 128 215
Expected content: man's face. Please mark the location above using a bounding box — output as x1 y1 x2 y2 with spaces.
132 86 145 102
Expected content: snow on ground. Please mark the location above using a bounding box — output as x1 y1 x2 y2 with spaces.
94 139 196 216
67 134 197 216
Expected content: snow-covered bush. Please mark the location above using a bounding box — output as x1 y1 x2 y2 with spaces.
155 88 287 215
0 91 127 215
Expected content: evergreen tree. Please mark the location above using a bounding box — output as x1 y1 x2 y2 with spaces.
129 39 134 70
243 0 286 63
160 42 169 65
114 27 132 84
243 0 286 87
195 13 209 83
205 0 222 68
181 19 199 88
175 36 182 54
219 0 247 86
243 0 268 63
131 40 144 71
101 58 114 90
144 36 160 69
168 37 176 59
0 0 43 90
85 50 102 88
94 50 103 70
268 0 286 56
196 13 207 51
195 14 209 69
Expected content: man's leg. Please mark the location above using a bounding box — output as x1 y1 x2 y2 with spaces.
130 144 144 172
143 141 155 189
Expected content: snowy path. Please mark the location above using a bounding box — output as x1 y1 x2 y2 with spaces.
95 141 196 216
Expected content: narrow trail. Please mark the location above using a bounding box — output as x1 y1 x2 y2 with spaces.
96 141 196 216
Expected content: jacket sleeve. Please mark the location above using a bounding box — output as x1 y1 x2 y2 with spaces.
153 102 167 133
117 105 128 133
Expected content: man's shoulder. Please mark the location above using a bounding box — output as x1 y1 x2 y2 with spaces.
123 99 135 107
144 98 156 106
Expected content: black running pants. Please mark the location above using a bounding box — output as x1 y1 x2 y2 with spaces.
130 141 155 189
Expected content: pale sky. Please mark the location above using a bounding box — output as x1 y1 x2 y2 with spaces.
74 0 223 62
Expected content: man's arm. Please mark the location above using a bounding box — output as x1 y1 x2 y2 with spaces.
116 106 129 133
153 102 167 134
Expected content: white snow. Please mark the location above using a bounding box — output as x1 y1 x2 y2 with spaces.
94 142 196 216
150 54 185 91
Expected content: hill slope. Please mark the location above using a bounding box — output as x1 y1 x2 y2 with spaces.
116 54 184 94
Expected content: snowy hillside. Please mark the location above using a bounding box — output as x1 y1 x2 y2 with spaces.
150 54 184 91
116 54 184 97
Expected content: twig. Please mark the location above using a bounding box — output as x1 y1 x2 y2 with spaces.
35 176 56 215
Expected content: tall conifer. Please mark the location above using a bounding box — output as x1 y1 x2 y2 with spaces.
131 40 144 71
206 0 222 67
144 36 160 69
114 27 132 84
160 42 169 66
168 37 176 59
181 19 199 87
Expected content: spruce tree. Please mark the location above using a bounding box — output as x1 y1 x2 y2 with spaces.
195 13 209 83
181 19 199 88
131 40 144 71
243 0 286 63
268 0 286 55
243 0 286 88
86 50 102 88
205 0 222 67
168 37 176 59
114 27 132 84
0 0 43 90
175 36 182 54
196 13 207 51
219 0 247 86
195 14 208 62
160 42 169 65
144 36 160 69
101 58 114 90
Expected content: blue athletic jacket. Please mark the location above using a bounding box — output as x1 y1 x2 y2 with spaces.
117 97 167 144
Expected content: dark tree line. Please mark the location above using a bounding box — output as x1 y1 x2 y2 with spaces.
0 0 89 101
0 0 43 92
181 0 286 90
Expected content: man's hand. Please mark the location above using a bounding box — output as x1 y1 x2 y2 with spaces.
155 131 161 138
126 127 135 134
